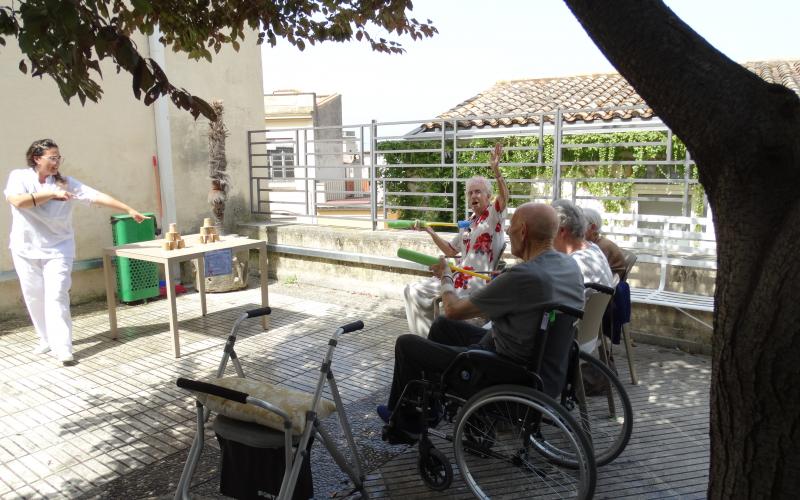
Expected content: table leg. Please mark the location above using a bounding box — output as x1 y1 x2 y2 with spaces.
196 255 207 317
165 264 181 358
102 253 118 339
259 246 269 330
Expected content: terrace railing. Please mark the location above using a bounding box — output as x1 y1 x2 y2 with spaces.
247 105 707 234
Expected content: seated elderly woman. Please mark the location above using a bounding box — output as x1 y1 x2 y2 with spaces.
551 199 614 353
403 144 509 336
582 207 632 346
582 207 627 280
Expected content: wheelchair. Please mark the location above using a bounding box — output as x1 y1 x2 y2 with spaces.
383 304 598 499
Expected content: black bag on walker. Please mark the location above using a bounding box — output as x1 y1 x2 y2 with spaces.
213 415 314 500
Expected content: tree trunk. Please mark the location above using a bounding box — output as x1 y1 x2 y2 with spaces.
562 1 800 497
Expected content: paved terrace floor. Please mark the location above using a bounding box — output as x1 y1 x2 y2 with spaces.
0 281 711 499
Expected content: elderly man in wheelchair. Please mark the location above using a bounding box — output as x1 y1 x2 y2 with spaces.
378 202 603 498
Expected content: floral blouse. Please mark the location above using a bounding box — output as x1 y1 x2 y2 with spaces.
449 199 507 294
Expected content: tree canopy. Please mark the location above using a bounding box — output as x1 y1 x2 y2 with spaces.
0 0 436 120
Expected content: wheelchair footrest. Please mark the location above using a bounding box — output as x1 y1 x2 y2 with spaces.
381 424 419 445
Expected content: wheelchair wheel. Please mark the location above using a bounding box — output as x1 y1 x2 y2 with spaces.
563 351 633 466
454 385 596 500
463 410 496 455
417 447 453 491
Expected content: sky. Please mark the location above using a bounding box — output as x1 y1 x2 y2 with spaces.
261 0 800 126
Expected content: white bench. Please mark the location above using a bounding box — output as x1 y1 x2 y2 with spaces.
602 213 716 329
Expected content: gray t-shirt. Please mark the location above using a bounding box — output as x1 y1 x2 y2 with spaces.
471 249 584 364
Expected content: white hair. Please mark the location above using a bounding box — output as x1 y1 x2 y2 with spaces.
552 199 587 239
582 207 603 231
465 175 492 195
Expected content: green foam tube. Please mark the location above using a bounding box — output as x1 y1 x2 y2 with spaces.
397 247 492 281
387 220 418 229
397 248 440 267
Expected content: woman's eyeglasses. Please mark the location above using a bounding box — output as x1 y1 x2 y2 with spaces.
43 156 64 162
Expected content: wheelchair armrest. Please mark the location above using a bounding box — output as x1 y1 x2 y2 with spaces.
584 282 615 295
442 349 542 398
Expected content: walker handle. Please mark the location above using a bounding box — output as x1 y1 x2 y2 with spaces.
338 320 364 334
176 377 248 404
245 307 272 318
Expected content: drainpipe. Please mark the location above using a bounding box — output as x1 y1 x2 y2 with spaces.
148 27 180 281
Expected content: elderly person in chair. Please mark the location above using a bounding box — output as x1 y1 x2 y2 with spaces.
379 203 585 436
403 144 509 336
582 207 627 280
551 200 614 352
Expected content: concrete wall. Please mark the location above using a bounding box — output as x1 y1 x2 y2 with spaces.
0 29 264 318
239 223 714 352
314 96 346 201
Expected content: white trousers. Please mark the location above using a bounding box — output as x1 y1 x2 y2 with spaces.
403 277 482 336
403 277 442 336
12 253 73 355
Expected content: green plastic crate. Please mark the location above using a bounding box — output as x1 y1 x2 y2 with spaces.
111 213 159 303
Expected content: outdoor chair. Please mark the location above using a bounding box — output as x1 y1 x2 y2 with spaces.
577 282 616 356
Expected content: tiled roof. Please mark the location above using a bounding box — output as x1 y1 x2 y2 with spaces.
427 60 800 130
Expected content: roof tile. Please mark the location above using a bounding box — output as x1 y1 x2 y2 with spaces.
426 60 800 130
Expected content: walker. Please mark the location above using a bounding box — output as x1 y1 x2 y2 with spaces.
174 307 368 499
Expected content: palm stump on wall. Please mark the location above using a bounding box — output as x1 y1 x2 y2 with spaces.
201 100 248 293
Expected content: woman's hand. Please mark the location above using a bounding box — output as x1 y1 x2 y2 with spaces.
412 219 436 236
128 209 150 223
50 188 75 201
431 256 453 281
490 143 503 177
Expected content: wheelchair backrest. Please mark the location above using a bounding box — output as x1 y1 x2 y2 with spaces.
535 310 582 397
442 305 582 400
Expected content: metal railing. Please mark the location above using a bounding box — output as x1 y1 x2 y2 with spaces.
247 105 707 232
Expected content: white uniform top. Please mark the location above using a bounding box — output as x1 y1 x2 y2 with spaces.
4 168 99 260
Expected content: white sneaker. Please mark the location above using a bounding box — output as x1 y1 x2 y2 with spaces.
33 343 51 354
57 352 75 366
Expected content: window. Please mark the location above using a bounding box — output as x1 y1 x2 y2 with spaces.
269 147 295 179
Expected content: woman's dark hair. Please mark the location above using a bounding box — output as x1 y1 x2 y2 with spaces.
26 138 66 186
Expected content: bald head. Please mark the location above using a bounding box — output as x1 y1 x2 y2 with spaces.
508 203 559 259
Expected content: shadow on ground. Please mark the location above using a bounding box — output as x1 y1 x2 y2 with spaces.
78 386 406 499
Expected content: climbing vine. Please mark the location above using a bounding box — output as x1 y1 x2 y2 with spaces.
379 130 704 222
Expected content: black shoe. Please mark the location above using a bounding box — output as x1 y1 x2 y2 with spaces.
381 424 419 445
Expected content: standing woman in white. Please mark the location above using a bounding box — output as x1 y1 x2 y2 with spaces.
4 139 149 365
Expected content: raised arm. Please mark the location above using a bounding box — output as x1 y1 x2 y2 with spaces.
489 143 509 212
93 192 149 222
